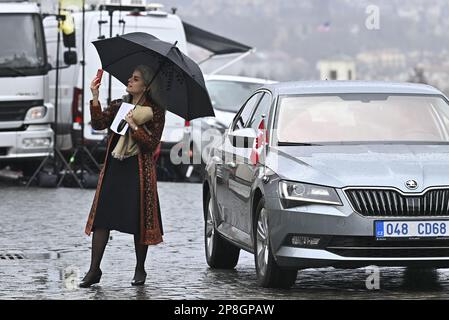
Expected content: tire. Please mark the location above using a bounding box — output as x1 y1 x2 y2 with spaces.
253 198 297 288
204 191 240 269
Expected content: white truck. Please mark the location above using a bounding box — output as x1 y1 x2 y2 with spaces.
0 1 55 175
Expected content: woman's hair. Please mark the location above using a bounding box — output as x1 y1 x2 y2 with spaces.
135 64 155 87
122 65 161 108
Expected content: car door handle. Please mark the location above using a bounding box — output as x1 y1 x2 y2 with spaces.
226 161 237 168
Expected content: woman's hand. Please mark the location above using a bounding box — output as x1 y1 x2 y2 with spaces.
90 77 101 101
125 109 137 129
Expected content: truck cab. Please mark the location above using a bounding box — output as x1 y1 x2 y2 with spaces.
0 2 54 171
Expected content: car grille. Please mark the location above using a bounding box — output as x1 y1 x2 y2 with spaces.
0 100 43 121
326 236 449 258
345 188 449 217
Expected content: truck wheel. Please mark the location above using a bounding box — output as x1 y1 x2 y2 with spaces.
253 198 297 288
204 191 240 269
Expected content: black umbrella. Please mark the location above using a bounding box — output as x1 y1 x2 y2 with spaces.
92 32 214 120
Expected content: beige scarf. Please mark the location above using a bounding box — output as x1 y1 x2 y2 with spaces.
111 104 153 160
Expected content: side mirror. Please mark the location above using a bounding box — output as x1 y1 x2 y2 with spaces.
228 128 256 148
64 51 77 65
63 32 76 48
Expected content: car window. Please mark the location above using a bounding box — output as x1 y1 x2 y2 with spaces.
247 92 272 130
231 93 263 131
206 80 264 112
276 94 449 143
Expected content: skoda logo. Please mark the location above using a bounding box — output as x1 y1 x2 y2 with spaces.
405 180 418 190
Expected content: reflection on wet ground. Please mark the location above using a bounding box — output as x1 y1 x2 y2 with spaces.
1 181 449 299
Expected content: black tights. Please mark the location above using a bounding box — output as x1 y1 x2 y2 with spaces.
134 234 148 274
87 228 148 276
87 228 110 273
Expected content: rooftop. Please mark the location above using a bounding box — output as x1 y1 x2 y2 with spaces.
263 80 444 96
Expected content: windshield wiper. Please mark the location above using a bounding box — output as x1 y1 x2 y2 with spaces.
278 142 322 146
0 66 27 76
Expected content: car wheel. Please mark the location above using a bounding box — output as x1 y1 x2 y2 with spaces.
254 198 297 288
204 191 240 269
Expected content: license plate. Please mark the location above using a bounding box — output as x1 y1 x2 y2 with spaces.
375 220 449 238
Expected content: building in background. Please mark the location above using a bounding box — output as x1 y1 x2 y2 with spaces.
318 55 356 80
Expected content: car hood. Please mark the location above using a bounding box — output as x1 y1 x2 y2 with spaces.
213 109 236 127
272 144 449 192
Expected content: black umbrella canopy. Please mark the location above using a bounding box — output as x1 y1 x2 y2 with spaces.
92 32 214 120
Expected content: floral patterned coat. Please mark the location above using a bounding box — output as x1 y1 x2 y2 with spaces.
84 98 165 245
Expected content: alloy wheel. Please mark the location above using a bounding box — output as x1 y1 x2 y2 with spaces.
206 198 215 258
256 207 269 277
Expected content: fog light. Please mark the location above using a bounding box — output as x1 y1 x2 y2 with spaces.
23 138 51 148
291 236 321 247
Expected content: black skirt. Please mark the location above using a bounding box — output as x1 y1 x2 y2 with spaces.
93 134 140 235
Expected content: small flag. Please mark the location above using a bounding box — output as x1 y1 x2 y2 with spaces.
250 118 267 165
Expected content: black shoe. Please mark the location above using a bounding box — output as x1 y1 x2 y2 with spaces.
79 269 102 288
131 271 147 286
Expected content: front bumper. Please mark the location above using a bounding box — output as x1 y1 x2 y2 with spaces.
266 198 449 269
0 125 54 159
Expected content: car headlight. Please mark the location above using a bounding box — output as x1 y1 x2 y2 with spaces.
25 106 47 120
279 180 342 208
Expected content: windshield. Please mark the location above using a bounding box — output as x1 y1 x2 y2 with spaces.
0 14 46 76
276 93 449 144
206 80 264 112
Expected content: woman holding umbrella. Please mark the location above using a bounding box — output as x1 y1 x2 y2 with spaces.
80 64 165 288
80 32 214 288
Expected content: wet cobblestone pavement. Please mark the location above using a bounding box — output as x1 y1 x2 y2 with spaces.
1 180 449 299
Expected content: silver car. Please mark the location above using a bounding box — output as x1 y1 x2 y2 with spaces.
203 81 449 288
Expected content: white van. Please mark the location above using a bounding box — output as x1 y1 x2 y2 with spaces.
43 5 188 157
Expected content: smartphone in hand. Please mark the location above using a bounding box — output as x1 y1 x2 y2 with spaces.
96 69 103 83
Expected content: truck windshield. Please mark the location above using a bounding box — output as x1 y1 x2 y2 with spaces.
0 14 46 76
276 93 449 144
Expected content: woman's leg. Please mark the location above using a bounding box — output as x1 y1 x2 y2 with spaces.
80 228 110 287
86 228 110 274
133 235 148 283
